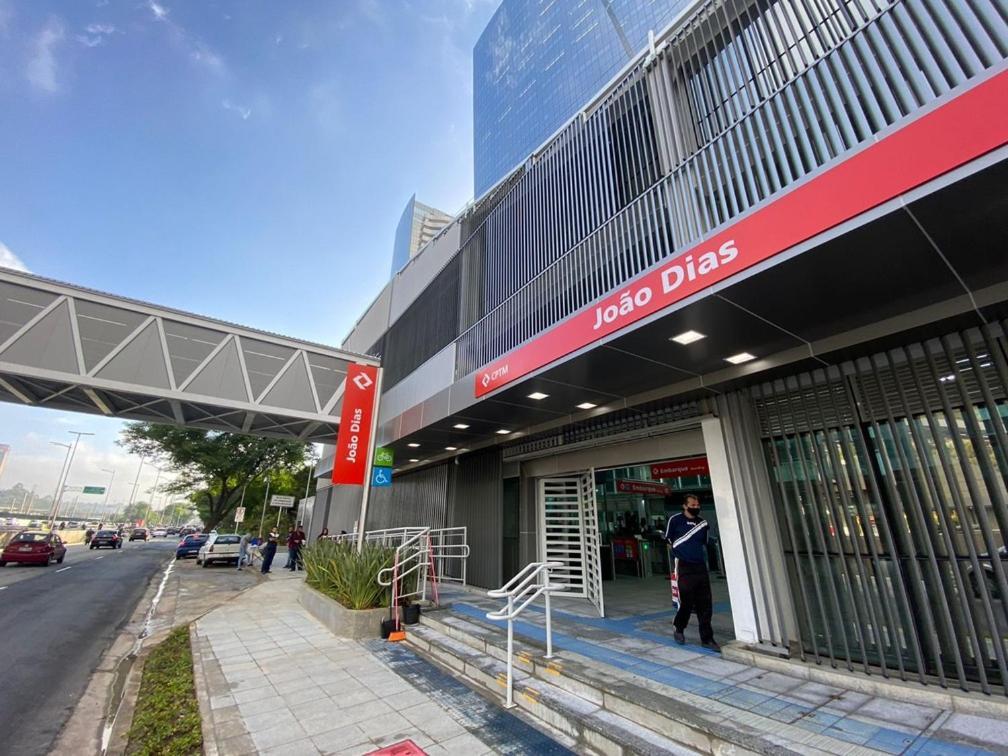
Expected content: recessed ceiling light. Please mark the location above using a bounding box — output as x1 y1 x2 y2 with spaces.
445 446 457 451
671 330 706 345
496 429 511 435
453 423 470 429
725 352 756 365
576 402 597 410
407 443 420 448
409 458 419 463
527 391 549 400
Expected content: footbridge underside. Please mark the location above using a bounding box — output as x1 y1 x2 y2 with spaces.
0 269 378 442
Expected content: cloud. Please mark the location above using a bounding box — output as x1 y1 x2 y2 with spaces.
26 16 65 93
0 241 29 272
221 98 251 120
147 1 224 73
77 24 116 47
148 1 168 21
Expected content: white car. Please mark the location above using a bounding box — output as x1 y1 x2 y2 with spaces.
151 528 168 538
197 533 242 567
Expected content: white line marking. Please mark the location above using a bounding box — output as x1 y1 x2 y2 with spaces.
56 566 71 573
95 555 104 560
0 586 7 591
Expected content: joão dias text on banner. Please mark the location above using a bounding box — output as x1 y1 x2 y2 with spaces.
332 364 379 486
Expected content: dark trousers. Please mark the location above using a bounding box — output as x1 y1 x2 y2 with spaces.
674 568 714 642
261 545 277 573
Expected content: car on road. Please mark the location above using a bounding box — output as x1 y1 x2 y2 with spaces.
151 528 168 538
129 528 149 542
197 533 242 567
175 533 209 560
0 531 66 567
166 527 179 536
27 520 40 528
90 530 122 550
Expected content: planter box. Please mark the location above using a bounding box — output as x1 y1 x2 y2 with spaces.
298 583 390 640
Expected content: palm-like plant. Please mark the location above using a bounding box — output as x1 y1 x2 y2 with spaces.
301 540 394 610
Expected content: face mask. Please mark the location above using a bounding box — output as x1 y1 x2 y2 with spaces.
686 506 701 516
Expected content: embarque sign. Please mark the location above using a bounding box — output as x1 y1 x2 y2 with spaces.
474 69 1008 398
332 363 379 485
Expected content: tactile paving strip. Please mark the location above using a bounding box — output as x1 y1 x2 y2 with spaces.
365 640 575 755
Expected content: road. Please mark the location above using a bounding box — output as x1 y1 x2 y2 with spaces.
0 539 176 755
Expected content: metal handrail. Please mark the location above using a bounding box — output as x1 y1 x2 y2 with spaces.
486 561 565 708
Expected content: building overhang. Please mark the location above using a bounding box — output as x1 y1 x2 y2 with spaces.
381 100 1008 470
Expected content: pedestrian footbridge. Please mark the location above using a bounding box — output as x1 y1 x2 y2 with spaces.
0 268 378 442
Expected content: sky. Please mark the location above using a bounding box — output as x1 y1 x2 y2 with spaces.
0 0 499 507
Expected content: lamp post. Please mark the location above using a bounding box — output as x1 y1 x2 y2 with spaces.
48 431 93 527
101 467 116 522
127 457 146 509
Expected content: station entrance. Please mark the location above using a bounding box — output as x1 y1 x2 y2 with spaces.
533 443 736 643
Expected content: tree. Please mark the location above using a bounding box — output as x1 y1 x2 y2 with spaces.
119 424 314 531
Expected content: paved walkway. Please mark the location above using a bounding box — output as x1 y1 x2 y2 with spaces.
192 571 572 755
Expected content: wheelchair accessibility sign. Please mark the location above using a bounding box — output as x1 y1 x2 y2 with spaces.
371 466 393 487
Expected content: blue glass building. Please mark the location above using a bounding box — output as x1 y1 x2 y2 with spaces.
390 195 453 279
473 0 692 197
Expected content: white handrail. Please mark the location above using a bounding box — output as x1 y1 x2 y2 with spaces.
486 561 565 709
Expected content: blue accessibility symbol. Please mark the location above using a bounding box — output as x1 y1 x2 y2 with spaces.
371 466 393 487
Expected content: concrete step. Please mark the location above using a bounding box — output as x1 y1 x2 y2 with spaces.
405 621 705 756
413 609 879 756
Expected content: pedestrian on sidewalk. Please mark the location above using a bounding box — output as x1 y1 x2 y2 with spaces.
260 529 279 574
284 526 295 568
288 523 307 571
665 494 719 651
237 531 251 570
317 527 329 541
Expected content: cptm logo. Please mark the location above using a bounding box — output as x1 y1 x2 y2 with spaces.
480 363 509 388
352 372 374 391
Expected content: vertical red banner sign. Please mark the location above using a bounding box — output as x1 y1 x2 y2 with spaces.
332 364 379 485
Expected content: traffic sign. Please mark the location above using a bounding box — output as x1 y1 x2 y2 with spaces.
371 466 392 487
82 486 106 495
234 506 246 523
373 446 394 467
270 495 296 508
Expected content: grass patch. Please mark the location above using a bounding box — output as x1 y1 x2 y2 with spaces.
127 625 202 756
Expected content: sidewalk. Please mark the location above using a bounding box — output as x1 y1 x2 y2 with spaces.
192 570 574 755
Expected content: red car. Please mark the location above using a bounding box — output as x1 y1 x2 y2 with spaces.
0 531 67 567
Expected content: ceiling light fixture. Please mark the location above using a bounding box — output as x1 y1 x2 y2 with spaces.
576 402 597 410
725 352 756 365
407 443 420 448
671 330 706 345
453 423 470 429
496 429 511 435
527 391 549 400
445 446 457 451
409 459 419 463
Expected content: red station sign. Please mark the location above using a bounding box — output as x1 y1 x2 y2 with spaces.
332 364 380 486
474 70 1008 398
615 479 673 496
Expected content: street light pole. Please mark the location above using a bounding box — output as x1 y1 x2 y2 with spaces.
101 468 116 522
47 431 95 527
127 457 146 509
48 442 72 524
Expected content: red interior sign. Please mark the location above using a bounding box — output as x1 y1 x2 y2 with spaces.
332 364 379 486
474 70 1008 397
615 479 673 496
650 457 710 479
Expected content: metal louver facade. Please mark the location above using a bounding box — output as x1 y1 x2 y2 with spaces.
453 0 1008 378
750 322 1008 694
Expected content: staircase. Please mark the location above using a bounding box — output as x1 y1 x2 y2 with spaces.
403 600 996 756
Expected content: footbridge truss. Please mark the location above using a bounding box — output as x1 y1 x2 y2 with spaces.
0 268 378 442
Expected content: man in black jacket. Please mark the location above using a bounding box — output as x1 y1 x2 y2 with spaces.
665 494 719 651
